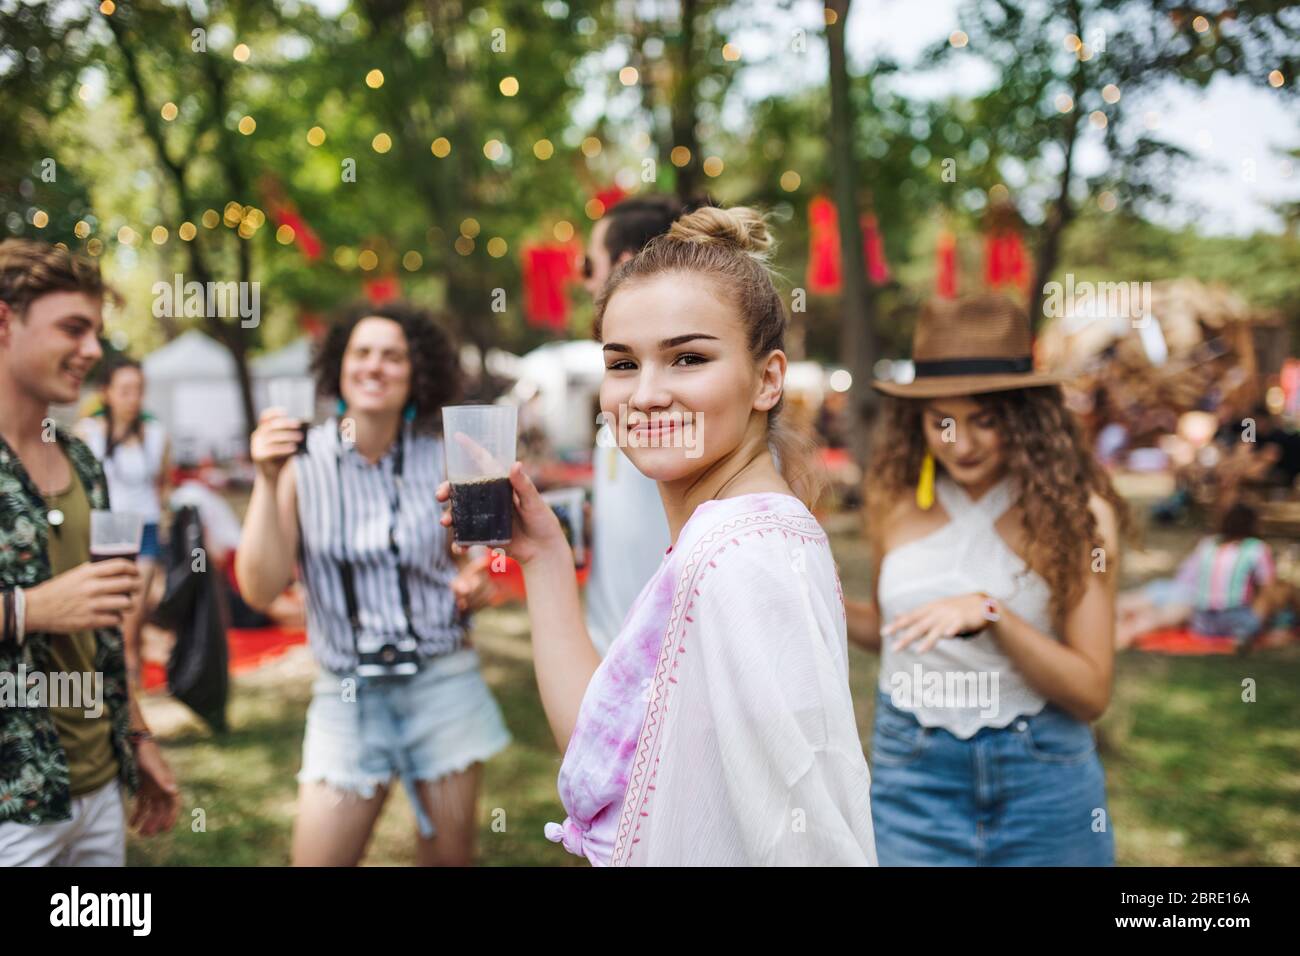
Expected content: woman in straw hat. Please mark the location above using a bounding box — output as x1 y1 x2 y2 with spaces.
845 294 1125 866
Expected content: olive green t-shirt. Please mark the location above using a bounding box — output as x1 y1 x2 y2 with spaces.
42 475 119 796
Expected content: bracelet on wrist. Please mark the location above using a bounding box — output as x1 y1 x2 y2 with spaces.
955 592 1002 639
13 586 26 646
2 588 23 646
977 592 1002 624
127 729 155 747
2 590 13 645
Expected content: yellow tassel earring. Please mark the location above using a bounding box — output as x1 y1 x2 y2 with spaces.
916 450 936 510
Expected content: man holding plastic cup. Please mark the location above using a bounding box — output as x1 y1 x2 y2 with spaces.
0 239 179 866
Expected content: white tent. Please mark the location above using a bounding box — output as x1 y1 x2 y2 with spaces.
459 343 523 381
142 332 323 464
785 361 832 403
142 330 245 463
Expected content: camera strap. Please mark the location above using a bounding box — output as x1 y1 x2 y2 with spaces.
333 424 419 657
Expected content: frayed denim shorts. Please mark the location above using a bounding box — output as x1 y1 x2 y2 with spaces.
869 691 1114 866
298 648 511 836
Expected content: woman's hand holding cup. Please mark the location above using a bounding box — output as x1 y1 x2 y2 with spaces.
437 462 568 568
250 407 303 481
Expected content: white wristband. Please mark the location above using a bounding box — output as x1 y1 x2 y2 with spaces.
13 586 26 646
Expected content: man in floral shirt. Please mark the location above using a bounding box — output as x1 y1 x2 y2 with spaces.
0 239 178 864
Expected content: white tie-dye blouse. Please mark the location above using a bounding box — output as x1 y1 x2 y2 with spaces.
545 492 877 866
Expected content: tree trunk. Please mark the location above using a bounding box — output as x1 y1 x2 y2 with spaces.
210 322 256 451
108 13 259 440
826 0 878 468
671 0 700 200
1030 109 1082 330
198 42 258 438
1030 1 1087 330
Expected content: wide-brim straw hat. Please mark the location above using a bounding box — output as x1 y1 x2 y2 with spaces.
873 294 1063 398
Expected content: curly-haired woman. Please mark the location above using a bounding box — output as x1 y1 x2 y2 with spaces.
845 295 1124 866
236 302 510 866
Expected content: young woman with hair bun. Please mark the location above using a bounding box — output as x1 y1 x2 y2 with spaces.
440 205 877 866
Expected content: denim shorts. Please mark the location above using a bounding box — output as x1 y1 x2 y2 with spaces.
869 691 1114 866
1190 606 1262 644
298 648 511 835
139 522 162 560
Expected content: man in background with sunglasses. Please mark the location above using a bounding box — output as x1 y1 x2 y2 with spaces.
0 239 178 865
581 195 709 655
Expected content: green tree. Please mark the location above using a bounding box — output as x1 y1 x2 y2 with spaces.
826 0 878 466
929 0 1300 325
0 3 102 257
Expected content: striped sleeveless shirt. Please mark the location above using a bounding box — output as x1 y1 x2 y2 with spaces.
294 417 464 673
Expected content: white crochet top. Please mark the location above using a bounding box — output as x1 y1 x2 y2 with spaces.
876 475 1055 738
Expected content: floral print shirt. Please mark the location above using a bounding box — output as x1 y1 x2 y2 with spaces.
0 428 137 825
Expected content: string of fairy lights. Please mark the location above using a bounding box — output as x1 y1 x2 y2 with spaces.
22 3 1291 271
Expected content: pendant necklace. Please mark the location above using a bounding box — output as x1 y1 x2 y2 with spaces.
43 433 65 533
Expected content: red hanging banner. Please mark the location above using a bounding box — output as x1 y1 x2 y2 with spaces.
935 229 958 299
983 231 1030 294
807 195 842 294
861 212 891 285
364 274 400 305
522 243 576 331
982 199 1031 296
807 197 892 293
260 175 323 261
273 208 323 261
594 185 627 215
298 311 325 339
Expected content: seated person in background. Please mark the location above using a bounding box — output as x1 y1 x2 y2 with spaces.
1183 503 1296 648
1115 576 1194 650
1252 405 1300 490
1210 406 1289 498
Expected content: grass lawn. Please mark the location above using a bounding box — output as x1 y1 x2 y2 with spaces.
129 511 1300 866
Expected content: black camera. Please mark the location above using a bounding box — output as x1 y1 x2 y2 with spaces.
356 634 419 678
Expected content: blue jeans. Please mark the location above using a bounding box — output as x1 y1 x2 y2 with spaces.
139 522 162 560
869 691 1114 866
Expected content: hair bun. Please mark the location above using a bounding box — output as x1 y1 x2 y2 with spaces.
667 205 773 260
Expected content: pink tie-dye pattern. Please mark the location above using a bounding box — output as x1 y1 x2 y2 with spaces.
544 549 675 865
545 493 790 865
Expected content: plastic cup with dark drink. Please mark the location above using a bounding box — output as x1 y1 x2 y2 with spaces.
442 404 517 547
267 378 316 454
90 511 145 564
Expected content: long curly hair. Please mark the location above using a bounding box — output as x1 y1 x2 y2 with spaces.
311 300 461 435
866 386 1127 625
